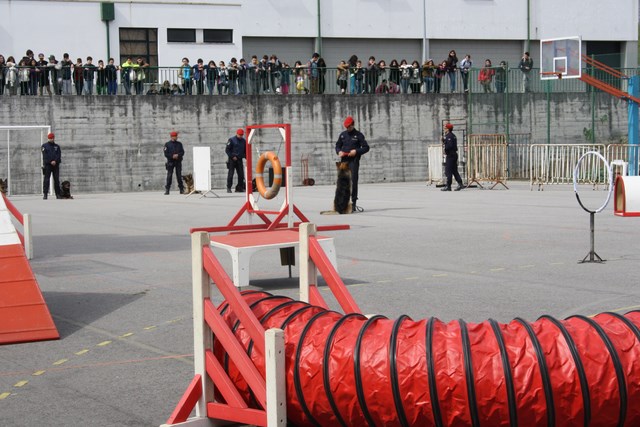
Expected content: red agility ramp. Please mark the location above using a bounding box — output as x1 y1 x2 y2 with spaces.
0 193 59 345
166 226 640 427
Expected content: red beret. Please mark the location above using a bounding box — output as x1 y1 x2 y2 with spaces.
343 116 354 128
170 131 178 137
445 123 454 130
47 133 55 139
237 128 244 136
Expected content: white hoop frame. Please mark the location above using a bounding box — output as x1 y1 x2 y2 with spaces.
573 151 613 213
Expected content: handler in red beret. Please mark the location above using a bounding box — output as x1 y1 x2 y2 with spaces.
335 116 370 212
441 123 464 191
163 130 185 195
41 132 62 199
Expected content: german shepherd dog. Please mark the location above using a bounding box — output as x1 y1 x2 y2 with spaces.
60 180 74 199
321 162 352 214
0 178 7 195
182 173 199 194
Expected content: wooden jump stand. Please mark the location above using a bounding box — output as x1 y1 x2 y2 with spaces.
189 124 348 288
162 224 360 427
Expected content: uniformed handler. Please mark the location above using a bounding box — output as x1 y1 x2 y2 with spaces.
441 123 464 191
335 116 370 212
225 128 246 193
41 132 62 200
163 131 185 195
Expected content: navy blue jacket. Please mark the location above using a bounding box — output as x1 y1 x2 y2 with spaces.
443 132 458 156
225 136 246 159
41 141 62 165
164 140 184 162
335 128 369 160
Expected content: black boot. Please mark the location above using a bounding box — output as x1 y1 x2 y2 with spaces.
454 184 464 191
441 187 451 191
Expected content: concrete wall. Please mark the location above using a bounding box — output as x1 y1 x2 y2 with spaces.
0 93 628 195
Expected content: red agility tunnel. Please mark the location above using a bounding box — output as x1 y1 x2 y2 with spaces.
215 291 640 427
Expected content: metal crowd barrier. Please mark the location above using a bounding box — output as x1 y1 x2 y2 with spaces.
529 143 608 190
467 134 508 189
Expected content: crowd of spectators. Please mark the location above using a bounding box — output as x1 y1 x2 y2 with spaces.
0 49 534 96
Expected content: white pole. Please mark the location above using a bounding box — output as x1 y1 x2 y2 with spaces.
7 130 10 196
23 213 33 260
265 328 286 427
191 231 213 417
299 222 316 303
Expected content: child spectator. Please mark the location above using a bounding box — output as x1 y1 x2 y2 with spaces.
96 60 107 95
106 58 118 95
178 57 192 95
120 57 134 95
217 61 228 95
280 62 291 95
434 61 447 93
399 59 411 94
83 56 96 95
478 59 495 93
495 61 507 93
336 60 348 95
409 60 422 93
206 60 218 95
60 53 73 95
422 59 436 93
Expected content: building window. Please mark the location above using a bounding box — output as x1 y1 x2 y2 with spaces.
203 29 233 44
119 27 158 67
168 29 196 43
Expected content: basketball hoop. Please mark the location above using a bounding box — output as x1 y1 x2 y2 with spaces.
540 71 563 80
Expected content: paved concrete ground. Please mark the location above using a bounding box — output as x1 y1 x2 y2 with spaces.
1 181 639 426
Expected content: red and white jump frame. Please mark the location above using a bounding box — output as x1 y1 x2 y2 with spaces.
163 223 357 426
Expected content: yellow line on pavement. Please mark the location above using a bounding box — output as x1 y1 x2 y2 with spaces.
52 359 68 366
143 325 157 330
32 370 45 376
13 380 28 387
0 392 10 400
404 277 419 280
490 268 505 272
518 265 535 269
97 341 112 347
433 273 448 277
377 280 391 283
119 332 134 338
75 349 89 356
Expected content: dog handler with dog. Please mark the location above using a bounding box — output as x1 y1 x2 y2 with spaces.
163 131 185 195
42 132 62 199
336 116 369 212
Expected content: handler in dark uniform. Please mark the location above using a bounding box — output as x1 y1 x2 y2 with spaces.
225 128 246 193
41 132 62 200
442 123 464 191
335 116 370 211
163 131 185 195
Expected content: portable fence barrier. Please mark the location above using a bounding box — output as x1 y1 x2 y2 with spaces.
467 134 508 189
607 144 640 176
530 144 608 190
426 144 443 185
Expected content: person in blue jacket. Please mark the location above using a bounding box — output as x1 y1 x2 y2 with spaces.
41 132 62 199
335 116 370 212
225 128 246 193
164 131 185 195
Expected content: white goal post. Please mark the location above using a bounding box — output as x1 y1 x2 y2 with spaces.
0 125 51 196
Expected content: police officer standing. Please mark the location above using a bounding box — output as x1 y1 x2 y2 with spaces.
163 131 185 195
225 128 246 193
42 132 62 200
335 116 370 211
441 123 464 191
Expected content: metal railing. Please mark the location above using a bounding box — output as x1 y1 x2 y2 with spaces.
529 143 608 189
2 66 638 96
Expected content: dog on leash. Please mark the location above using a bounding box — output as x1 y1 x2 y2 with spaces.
321 162 352 215
0 178 7 195
60 180 73 199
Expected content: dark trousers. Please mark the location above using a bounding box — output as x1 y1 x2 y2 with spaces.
444 154 463 188
343 158 360 204
227 158 245 190
165 161 184 192
43 164 61 197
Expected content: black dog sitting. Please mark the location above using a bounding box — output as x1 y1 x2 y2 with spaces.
333 162 352 214
0 178 7 195
60 180 73 199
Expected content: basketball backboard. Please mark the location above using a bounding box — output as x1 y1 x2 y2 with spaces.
540 36 582 80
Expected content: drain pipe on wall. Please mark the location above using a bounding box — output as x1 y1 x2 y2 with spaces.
316 0 322 56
